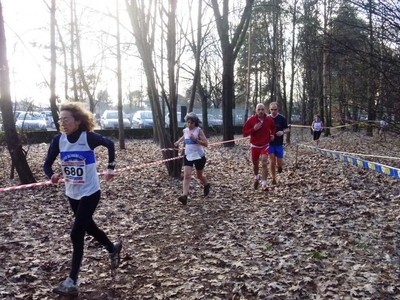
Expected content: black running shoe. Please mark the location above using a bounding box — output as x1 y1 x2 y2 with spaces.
178 195 188 205
109 241 122 269
254 178 260 189
204 183 211 196
277 166 283 173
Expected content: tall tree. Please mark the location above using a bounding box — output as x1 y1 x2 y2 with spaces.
287 0 300 143
188 0 202 113
126 0 180 177
322 0 330 135
49 0 60 131
116 0 126 149
70 0 79 100
0 1 36 184
366 0 375 136
298 0 322 124
210 0 255 146
74 4 96 112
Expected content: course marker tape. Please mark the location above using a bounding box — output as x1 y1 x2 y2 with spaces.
290 123 358 129
0 155 183 193
0 137 249 193
298 143 400 179
160 136 249 152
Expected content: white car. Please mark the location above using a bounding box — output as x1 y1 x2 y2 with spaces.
41 110 56 128
100 110 131 129
197 114 223 126
165 112 185 128
16 112 47 131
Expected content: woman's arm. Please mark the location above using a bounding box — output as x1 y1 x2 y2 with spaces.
43 135 61 179
174 135 184 147
197 129 209 147
88 132 116 166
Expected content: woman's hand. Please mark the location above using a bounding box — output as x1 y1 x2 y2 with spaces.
50 173 62 184
189 133 197 142
105 169 115 181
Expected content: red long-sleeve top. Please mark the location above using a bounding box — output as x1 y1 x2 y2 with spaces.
242 114 276 146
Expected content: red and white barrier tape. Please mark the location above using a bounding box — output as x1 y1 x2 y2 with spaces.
0 180 59 193
159 136 249 152
0 155 183 193
0 136 249 193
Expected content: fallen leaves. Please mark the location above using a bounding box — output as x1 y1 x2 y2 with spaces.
0 131 399 299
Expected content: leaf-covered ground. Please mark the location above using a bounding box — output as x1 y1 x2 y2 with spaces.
0 128 400 299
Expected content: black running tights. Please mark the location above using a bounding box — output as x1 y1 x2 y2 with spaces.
68 190 114 283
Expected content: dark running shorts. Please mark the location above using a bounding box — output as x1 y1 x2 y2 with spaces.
313 131 322 141
183 155 206 170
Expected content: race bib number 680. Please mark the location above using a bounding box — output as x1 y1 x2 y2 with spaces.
63 166 84 177
62 160 86 184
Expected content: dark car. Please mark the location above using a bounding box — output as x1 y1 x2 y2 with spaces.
131 111 153 128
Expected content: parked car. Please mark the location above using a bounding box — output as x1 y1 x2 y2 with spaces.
100 110 131 129
1 111 25 131
41 110 56 128
197 114 223 126
291 114 301 122
15 112 47 131
131 110 153 128
165 112 185 128
13 111 24 121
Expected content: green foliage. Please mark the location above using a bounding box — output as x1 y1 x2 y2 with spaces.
265 244 273 251
0 130 5 144
307 250 325 260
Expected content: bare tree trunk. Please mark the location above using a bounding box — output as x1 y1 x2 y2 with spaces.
126 0 180 177
50 0 59 130
287 0 298 144
188 0 202 113
167 0 177 138
322 0 330 136
244 16 252 122
272 0 279 103
210 0 254 146
366 0 375 136
0 1 36 184
116 0 125 149
55 21 68 103
70 0 79 101
74 6 95 112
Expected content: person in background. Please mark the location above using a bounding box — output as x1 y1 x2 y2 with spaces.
243 103 276 191
268 102 289 185
311 114 324 146
43 102 122 297
174 112 210 205
379 119 388 141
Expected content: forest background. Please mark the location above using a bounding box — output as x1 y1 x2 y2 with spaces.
0 0 399 184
